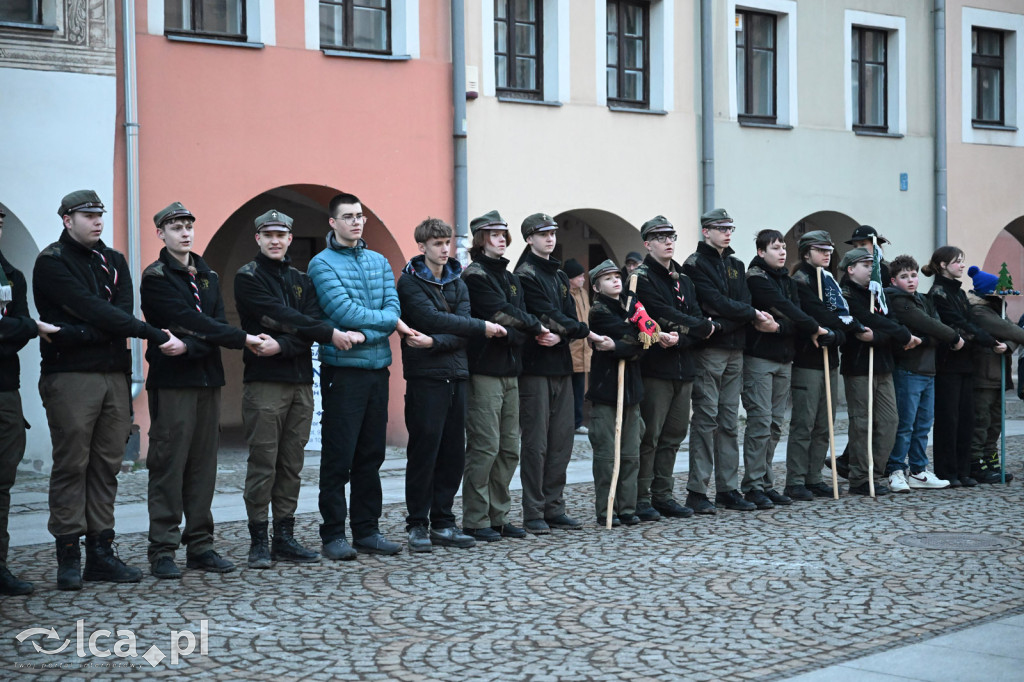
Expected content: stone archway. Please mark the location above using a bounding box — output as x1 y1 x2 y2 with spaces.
981 216 1024 324
784 211 861 271
553 209 643 276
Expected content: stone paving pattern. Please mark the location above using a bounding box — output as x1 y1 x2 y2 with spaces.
2 437 1022 680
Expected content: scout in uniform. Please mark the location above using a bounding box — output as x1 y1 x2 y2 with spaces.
461 211 545 542
0 206 39 595
235 210 358 568
34 190 176 590
142 201 264 578
633 216 714 520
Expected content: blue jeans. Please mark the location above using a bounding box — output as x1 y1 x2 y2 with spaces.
886 369 935 475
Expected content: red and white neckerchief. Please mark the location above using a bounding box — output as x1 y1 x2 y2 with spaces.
187 266 202 313
91 249 117 301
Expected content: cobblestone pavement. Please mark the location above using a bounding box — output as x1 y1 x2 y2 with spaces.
2 440 1022 680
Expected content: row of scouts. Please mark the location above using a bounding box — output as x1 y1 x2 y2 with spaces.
0 192 1016 597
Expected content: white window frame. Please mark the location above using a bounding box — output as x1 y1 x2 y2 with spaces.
726 0 797 127
594 0 674 112
843 10 906 136
149 0 275 45
305 0 419 57
962 7 1024 147
0 0 58 28
482 0 569 103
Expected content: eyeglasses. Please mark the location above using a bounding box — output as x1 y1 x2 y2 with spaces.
707 225 736 234
649 233 678 243
337 213 366 225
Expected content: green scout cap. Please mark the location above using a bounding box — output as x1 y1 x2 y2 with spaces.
521 213 558 238
154 201 195 228
640 215 674 241
700 207 734 229
470 209 508 235
58 190 105 218
589 259 620 282
838 247 872 270
255 209 293 232
798 230 835 253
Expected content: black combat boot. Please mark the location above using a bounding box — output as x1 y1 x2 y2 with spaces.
271 518 320 563
0 562 34 596
82 529 142 583
248 521 271 569
55 535 82 591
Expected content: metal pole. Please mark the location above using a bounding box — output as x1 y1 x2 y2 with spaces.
451 0 469 264
123 0 144 399
700 0 715 212
934 0 948 247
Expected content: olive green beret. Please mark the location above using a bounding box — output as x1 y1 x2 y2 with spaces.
59 190 105 218
798 230 835 253
255 209 293 232
839 247 873 270
521 213 558 238
700 207 734 229
154 201 195 228
640 215 674 241
589 259 620 282
470 209 508 235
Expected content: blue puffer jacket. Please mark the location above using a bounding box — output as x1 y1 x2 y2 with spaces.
307 233 400 369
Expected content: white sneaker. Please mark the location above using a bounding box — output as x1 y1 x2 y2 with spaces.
575 426 588 435
907 470 950 489
888 470 911 493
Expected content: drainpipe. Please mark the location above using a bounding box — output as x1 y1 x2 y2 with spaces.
700 0 715 212
122 0 144 399
451 0 469 263
934 0 947 247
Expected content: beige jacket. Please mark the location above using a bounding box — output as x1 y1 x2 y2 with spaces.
569 286 592 372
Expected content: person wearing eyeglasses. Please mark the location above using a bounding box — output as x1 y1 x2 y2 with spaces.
682 208 778 514
307 193 417 560
632 216 715 522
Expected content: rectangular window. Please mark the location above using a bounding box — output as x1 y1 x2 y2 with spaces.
0 0 41 24
852 26 888 130
494 0 542 98
320 0 390 53
736 10 776 122
972 28 1005 126
166 0 246 40
606 0 649 108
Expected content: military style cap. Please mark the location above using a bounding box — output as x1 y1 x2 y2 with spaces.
838 247 873 270
255 209 293 232
640 215 674 241
58 190 105 218
798 230 835 253
846 225 889 245
521 213 558 238
470 209 509 235
154 201 195 228
589 259 620 282
625 251 644 265
700 207 734 229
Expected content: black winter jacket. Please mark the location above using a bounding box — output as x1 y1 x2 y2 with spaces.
514 251 590 377
790 262 862 370
33 230 168 375
682 241 757 350
397 256 484 381
235 253 336 384
0 250 37 391
928 274 997 374
141 249 247 389
745 256 820 363
840 277 912 377
633 255 712 381
461 254 544 378
586 293 644 406
884 287 961 376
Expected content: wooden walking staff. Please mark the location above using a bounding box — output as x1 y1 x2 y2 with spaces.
816 267 840 499
606 273 660 529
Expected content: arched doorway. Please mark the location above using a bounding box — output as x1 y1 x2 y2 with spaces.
785 211 861 271
981 216 1024 324
201 184 409 447
0 202 48 472
553 209 643 276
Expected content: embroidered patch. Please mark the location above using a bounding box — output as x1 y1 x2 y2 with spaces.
294 284 303 299
728 267 740 280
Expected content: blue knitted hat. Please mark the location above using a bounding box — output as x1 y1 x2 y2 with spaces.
968 266 998 295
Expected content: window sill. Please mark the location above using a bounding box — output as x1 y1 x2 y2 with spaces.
0 21 58 31
853 129 904 139
497 95 562 107
972 123 1018 132
166 34 263 49
322 49 411 61
738 120 792 130
608 105 668 115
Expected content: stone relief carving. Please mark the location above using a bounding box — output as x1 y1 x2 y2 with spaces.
0 0 115 76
